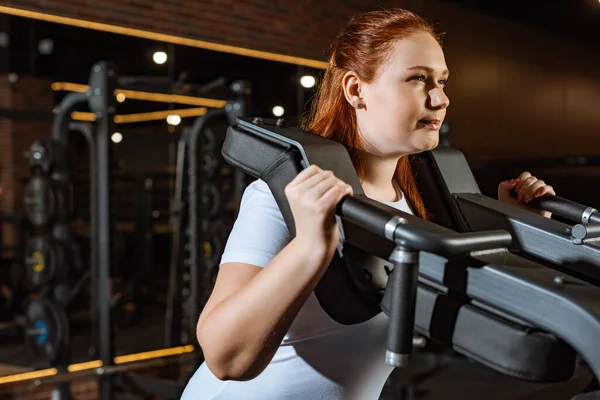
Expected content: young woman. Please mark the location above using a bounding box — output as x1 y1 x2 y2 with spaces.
181 8 555 400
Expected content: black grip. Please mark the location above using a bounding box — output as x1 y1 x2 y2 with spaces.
387 258 419 362
339 195 512 254
526 194 600 224
338 196 393 237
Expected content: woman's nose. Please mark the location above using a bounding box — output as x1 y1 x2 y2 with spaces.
428 87 450 110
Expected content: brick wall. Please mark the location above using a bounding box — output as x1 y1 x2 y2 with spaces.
422 0 600 161
0 74 53 250
3 0 599 163
2 0 405 61
0 75 53 214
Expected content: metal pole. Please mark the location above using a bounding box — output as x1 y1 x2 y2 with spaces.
87 61 118 400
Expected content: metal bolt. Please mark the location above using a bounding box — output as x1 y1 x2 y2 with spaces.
275 118 285 127
94 65 102 72
252 117 263 125
412 335 427 348
96 367 105 375
233 102 241 110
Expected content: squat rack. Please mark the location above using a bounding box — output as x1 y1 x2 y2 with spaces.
48 61 249 399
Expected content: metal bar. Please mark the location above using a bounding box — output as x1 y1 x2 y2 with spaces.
68 122 98 358
5 353 194 388
88 61 118 400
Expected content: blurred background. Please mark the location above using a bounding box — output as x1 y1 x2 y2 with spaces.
0 0 599 399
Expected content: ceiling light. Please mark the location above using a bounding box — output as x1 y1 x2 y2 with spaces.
166 114 181 126
111 132 123 143
300 75 316 88
38 38 54 55
153 51 168 65
272 106 284 117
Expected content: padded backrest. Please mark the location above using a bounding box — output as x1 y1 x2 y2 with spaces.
223 123 382 324
413 149 480 231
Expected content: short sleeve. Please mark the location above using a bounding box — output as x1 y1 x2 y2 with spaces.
219 180 292 268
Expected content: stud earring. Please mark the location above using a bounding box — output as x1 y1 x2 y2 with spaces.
356 102 364 109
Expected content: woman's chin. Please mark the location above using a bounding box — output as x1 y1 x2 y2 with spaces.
413 135 439 153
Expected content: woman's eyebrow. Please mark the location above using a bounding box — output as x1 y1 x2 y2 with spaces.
407 65 449 75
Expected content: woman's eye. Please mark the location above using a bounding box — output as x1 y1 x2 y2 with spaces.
410 75 427 82
438 79 449 87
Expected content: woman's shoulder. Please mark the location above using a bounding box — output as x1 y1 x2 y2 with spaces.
238 179 281 215
245 179 272 195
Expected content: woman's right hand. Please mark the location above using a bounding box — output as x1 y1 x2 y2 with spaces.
284 165 353 262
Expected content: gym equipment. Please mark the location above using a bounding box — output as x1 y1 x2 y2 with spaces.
201 184 222 219
166 85 249 350
24 236 69 288
24 297 70 365
24 176 68 227
23 138 67 175
204 220 228 267
222 117 600 388
201 152 219 177
413 150 600 283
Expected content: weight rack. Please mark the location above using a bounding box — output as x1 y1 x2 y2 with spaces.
20 61 251 399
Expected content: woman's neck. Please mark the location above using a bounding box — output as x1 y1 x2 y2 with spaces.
359 152 404 202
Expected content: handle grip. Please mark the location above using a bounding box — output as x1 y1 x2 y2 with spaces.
514 192 600 224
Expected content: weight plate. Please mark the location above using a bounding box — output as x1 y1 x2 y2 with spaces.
201 152 219 178
201 127 216 152
25 139 65 175
25 298 70 365
24 176 57 226
201 185 222 219
203 220 229 264
24 236 67 288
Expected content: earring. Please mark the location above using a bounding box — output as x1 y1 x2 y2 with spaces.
356 102 364 109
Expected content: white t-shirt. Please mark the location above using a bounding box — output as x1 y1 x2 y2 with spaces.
181 179 414 400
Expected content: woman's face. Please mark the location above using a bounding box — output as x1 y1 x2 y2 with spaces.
352 32 450 158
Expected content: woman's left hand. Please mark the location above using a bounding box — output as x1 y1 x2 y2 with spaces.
497 171 556 218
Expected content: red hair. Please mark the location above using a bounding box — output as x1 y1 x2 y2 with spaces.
303 8 440 220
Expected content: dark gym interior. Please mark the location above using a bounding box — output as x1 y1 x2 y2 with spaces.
0 0 599 399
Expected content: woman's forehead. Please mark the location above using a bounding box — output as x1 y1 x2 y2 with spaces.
387 33 448 72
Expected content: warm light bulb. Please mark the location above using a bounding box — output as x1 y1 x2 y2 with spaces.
272 106 284 117
166 114 181 126
300 75 316 88
116 93 126 103
153 51 168 65
111 132 123 143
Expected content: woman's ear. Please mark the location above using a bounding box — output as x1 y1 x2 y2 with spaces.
342 71 365 109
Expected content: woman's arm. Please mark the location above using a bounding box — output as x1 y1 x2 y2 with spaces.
197 165 352 381
197 238 329 381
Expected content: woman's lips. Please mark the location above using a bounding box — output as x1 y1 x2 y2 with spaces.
418 119 441 130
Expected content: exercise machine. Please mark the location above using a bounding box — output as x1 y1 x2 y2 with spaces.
221 117 600 397
413 149 600 284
